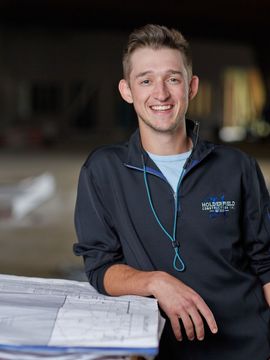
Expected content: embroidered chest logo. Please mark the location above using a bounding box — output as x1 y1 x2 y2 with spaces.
201 195 236 218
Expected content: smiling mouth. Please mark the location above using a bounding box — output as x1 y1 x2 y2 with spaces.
150 105 173 111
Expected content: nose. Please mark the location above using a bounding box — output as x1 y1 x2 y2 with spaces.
153 81 170 101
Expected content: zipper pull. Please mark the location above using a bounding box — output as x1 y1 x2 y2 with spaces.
174 192 181 212
172 240 180 248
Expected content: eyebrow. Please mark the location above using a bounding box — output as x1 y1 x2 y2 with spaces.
135 70 183 79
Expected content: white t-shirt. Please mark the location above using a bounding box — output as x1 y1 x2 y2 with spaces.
147 150 192 193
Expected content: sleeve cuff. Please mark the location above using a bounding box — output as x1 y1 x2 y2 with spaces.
91 260 126 295
259 270 270 285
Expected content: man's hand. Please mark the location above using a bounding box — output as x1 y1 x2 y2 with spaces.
104 265 218 341
149 272 218 342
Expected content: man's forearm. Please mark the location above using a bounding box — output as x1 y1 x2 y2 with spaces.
103 263 158 297
263 282 270 306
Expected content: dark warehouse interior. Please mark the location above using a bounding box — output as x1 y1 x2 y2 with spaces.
0 0 269 279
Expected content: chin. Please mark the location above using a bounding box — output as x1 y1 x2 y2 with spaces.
150 124 179 133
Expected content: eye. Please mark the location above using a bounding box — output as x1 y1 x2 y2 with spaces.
140 79 150 85
168 77 180 84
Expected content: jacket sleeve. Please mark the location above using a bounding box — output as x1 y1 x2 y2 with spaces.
73 164 126 294
244 157 270 285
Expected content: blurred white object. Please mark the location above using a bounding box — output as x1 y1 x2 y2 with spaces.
0 173 56 220
219 126 247 142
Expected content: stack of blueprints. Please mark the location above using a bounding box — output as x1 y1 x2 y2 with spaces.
0 274 164 360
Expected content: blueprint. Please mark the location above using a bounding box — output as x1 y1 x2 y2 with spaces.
0 274 163 359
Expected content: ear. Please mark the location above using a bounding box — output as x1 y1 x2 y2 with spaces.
118 79 133 104
188 75 199 100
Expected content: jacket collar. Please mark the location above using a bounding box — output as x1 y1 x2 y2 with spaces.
125 119 216 170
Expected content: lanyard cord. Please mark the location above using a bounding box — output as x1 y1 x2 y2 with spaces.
143 162 186 272
140 121 200 272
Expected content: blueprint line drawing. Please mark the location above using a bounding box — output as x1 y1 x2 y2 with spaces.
0 274 163 358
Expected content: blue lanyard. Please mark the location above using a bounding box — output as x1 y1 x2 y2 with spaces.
143 164 186 272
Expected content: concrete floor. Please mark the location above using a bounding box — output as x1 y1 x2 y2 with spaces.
0 146 270 282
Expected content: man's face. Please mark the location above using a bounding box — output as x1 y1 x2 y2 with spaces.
119 47 197 135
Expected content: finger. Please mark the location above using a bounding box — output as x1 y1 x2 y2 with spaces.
170 315 183 341
188 308 205 341
196 299 218 334
179 312 195 340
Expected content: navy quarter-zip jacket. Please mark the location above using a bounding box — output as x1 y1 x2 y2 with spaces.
74 120 270 359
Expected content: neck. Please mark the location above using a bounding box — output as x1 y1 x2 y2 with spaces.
140 123 192 155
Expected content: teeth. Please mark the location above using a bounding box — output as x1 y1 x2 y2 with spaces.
151 105 172 111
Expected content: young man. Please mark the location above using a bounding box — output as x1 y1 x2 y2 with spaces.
74 24 270 359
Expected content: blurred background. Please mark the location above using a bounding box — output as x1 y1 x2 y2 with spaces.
0 0 269 281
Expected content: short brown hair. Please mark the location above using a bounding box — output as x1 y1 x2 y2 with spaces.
122 24 193 80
